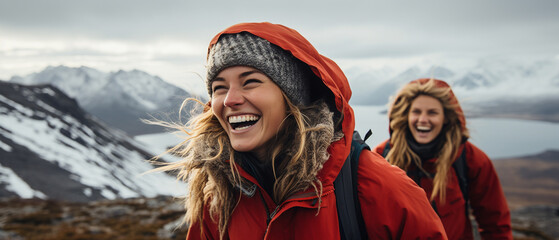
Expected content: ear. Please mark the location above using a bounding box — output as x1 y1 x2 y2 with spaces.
204 101 212 112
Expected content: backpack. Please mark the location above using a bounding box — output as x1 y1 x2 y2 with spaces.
334 130 372 240
381 141 470 216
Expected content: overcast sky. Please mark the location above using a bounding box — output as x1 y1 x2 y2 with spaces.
1 0 558 95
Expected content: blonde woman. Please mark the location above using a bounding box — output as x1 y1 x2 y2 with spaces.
162 23 447 239
374 78 512 239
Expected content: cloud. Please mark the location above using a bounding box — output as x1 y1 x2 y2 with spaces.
1 0 558 93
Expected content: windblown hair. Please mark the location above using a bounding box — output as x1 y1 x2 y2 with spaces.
153 93 337 239
386 79 469 203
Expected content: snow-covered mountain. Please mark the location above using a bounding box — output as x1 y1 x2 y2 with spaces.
0 81 186 202
9 66 201 136
346 56 559 122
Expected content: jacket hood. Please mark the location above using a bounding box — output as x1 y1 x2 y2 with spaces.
389 78 467 135
208 22 355 185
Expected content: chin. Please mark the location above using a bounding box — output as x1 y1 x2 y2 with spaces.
415 137 434 144
231 145 252 153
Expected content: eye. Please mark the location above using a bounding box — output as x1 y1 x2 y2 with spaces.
212 84 227 94
244 78 262 86
428 110 440 115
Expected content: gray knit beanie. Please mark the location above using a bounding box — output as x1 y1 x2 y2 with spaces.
206 32 312 106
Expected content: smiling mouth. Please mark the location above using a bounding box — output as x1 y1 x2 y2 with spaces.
416 126 432 133
228 114 261 130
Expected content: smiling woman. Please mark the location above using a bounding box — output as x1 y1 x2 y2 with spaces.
374 78 512 239
155 22 447 240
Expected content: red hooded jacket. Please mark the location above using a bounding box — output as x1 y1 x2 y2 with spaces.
187 23 447 240
373 79 512 239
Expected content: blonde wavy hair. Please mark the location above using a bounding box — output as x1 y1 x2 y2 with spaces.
152 92 335 239
386 78 469 203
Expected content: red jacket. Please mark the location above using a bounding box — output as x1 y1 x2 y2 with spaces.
187 22 447 240
373 79 512 240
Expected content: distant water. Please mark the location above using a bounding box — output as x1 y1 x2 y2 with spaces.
136 105 559 160
353 105 559 159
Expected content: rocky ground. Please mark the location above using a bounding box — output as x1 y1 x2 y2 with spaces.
0 196 187 240
0 196 558 240
510 205 559 240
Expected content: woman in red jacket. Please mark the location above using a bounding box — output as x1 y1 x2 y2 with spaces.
373 78 512 239
161 22 447 239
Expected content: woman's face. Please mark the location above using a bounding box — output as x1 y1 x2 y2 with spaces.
211 66 287 160
408 95 445 144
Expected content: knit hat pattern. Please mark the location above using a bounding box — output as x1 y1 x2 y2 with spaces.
206 32 311 106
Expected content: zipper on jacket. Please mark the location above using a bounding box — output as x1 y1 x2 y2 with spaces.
259 190 281 238
263 205 281 238
267 205 280 224
258 190 279 225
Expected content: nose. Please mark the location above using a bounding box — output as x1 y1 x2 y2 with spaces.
223 87 244 107
418 112 428 122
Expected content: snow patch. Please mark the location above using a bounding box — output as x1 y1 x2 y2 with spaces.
0 140 12 152
83 188 92 197
0 163 46 199
35 87 57 96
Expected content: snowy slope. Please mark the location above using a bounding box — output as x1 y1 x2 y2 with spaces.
0 81 186 202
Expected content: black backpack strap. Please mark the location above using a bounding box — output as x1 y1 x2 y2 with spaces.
363 129 372 142
406 168 431 185
334 131 370 240
452 148 469 216
381 139 391 158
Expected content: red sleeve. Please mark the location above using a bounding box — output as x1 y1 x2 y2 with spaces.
186 205 221 240
465 142 512 240
357 149 448 239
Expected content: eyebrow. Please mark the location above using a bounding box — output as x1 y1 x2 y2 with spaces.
411 107 441 111
240 70 261 78
213 70 262 83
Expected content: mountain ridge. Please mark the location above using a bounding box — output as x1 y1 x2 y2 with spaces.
345 56 559 122
9 66 202 136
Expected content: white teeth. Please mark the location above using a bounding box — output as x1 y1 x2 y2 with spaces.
236 125 251 130
228 115 259 124
417 126 431 131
